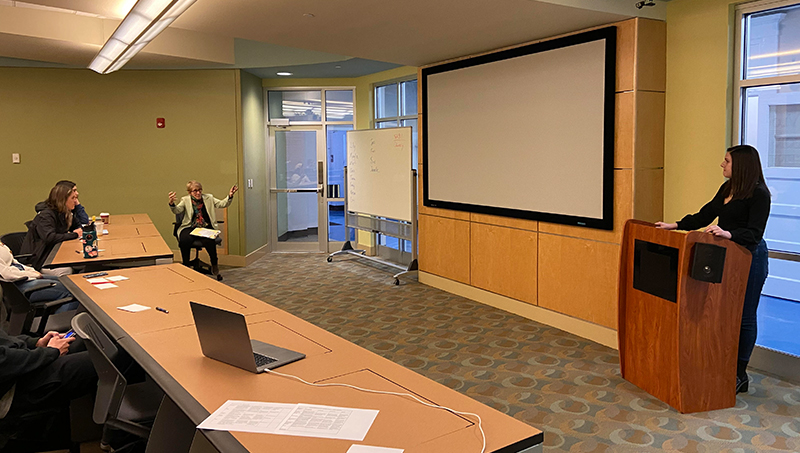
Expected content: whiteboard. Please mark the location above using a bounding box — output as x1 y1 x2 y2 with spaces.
346 127 413 222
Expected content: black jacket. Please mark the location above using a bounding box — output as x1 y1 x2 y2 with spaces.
20 207 81 270
0 330 59 398
35 201 89 226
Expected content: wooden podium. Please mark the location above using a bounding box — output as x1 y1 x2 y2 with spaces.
618 219 752 413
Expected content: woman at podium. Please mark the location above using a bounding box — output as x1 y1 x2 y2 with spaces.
656 145 770 395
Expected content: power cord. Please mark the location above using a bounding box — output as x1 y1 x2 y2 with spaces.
265 368 486 453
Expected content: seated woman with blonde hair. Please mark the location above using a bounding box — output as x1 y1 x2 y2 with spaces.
169 181 237 279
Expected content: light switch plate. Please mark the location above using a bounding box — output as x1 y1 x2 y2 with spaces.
12 153 20 164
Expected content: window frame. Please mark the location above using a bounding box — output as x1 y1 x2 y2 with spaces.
732 0 800 142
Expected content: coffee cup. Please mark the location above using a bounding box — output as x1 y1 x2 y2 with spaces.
100 213 109 224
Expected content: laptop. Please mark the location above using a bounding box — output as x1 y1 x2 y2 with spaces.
190 302 305 373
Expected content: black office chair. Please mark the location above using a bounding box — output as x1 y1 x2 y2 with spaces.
172 213 223 280
1 231 32 265
70 313 164 451
0 280 75 336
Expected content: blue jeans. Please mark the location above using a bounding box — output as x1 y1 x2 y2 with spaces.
739 239 769 363
16 276 79 314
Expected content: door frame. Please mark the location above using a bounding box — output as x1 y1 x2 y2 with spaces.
267 126 326 252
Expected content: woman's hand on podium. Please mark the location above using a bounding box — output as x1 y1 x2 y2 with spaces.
655 222 678 230
704 224 732 239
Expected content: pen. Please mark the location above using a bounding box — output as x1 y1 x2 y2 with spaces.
156 307 169 314
64 330 75 338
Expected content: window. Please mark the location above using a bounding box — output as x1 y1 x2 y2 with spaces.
374 78 418 256
735 0 800 356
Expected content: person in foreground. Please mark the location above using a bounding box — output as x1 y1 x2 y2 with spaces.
21 183 84 276
656 145 770 394
0 242 79 313
0 328 96 451
169 181 237 279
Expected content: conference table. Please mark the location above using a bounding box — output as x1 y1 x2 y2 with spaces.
43 213 173 270
62 264 543 452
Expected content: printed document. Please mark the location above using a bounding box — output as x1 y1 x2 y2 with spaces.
190 228 221 239
198 401 379 441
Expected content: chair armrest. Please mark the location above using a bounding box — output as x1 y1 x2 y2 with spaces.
36 296 75 311
19 279 56 296
13 253 34 265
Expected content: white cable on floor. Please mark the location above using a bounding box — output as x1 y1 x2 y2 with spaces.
265 368 486 453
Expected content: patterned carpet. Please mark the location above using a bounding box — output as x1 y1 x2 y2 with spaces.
223 253 800 452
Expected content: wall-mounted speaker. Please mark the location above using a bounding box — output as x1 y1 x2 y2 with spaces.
690 242 727 283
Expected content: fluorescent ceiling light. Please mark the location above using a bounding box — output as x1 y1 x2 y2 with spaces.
277 72 293 76
88 0 196 74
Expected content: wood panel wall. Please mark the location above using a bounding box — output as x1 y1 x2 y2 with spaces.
417 18 666 331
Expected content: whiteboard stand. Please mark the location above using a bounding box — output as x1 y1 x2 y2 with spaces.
327 169 418 286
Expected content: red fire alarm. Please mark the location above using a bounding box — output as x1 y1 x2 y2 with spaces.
156 118 165 128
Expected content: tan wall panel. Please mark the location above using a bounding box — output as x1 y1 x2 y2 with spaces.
635 91 666 169
538 235 620 329
635 18 667 93
538 169 632 244
616 19 635 93
470 223 537 305
470 213 538 232
634 168 664 223
419 214 471 283
615 91 634 169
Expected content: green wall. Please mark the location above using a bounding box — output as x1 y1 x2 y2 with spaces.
664 0 737 222
0 68 243 255
240 70 268 254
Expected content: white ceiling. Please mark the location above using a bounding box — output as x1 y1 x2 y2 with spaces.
0 0 667 77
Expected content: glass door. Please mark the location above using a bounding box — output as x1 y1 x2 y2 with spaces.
269 127 325 252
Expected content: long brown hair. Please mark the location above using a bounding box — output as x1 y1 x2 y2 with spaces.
724 145 768 200
46 183 75 225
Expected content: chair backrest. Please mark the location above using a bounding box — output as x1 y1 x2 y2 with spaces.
70 313 125 425
172 212 184 240
0 281 35 336
0 232 27 256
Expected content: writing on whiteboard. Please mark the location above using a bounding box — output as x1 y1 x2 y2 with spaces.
346 128 413 222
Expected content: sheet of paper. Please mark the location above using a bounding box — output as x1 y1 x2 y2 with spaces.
94 283 118 290
106 275 129 282
198 401 379 441
86 277 109 284
348 446 404 453
117 303 150 312
198 401 296 433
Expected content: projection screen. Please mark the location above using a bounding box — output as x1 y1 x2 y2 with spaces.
421 27 616 230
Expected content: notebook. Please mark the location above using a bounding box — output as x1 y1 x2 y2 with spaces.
190 302 305 373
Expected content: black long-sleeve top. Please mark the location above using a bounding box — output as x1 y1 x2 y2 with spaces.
0 330 59 398
676 181 771 253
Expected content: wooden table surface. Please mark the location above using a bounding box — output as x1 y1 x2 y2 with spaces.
64 264 543 453
44 213 173 268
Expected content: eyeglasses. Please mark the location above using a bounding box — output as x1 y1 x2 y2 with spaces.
190 189 202 193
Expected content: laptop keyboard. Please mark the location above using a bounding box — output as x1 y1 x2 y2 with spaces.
254 352 278 368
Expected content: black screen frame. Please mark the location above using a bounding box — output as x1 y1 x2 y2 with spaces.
421 26 617 230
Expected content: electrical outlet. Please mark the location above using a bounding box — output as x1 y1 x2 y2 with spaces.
12 153 20 164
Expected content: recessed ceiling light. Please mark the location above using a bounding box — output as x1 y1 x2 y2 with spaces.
335 65 342 69
276 72 293 76
303 13 315 18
